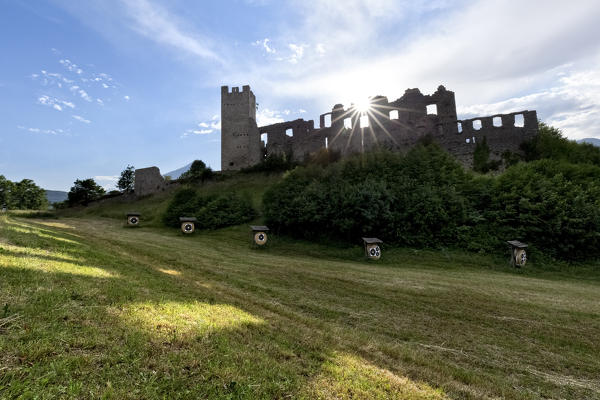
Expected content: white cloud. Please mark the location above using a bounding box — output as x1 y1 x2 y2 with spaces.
459 68 600 140
122 0 221 62
315 43 325 55
59 59 83 74
253 38 276 54
287 43 305 64
17 125 65 135
37 95 75 111
124 95 130 101
72 115 91 124
198 122 209 128
96 98 104 106
78 88 92 102
256 108 285 126
231 0 600 140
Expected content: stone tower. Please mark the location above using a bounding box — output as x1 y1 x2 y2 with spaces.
221 85 261 171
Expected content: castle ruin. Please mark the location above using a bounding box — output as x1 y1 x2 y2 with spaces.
221 85 538 170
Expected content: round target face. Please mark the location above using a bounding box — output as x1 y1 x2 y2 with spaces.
129 217 138 225
182 222 195 233
367 244 381 260
254 232 267 245
515 249 527 266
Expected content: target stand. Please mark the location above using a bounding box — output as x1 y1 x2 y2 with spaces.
179 217 197 234
362 237 383 260
250 225 269 247
126 212 141 227
507 240 528 267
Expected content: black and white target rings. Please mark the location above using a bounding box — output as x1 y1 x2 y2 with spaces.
362 237 383 260
250 225 270 246
179 217 197 234
127 213 140 226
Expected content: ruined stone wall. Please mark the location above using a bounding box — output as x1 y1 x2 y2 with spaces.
223 84 538 169
221 85 262 170
134 166 166 197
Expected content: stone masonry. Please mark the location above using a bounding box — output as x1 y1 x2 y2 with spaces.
221 84 538 169
134 166 166 197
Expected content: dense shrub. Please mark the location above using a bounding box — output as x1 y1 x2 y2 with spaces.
163 188 255 229
263 145 600 261
242 152 297 173
264 146 474 246
487 160 600 260
521 122 600 166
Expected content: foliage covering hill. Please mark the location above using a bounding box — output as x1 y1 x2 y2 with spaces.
57 172 283 227
59 123 600 262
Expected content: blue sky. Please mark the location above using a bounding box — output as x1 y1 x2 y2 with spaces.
1 0 600 191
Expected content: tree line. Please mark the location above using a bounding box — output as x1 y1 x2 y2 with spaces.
0 176 47 210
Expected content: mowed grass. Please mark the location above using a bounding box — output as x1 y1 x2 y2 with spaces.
1 214 600 399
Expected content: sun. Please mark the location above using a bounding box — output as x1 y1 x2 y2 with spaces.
355 98 372 113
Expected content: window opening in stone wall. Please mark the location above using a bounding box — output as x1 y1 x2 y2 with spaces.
426 104 437 115
493 116 502 127
286 128 293 137
324 114 332 128
514 114 524 127
389 110 399 120
325 137 328 149
473 119 482 130
344 118 352 129
457 122 463 133
465 138 470 143
261 133 268 145
360 115 369 128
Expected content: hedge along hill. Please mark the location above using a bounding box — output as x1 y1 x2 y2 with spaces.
163 188 256 229
263 144 600 261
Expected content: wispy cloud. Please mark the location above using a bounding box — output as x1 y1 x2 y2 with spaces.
123 95 130 101
253 38 276 54
122 0 222 62
59 59 83 74
17 125 66 135
181 116 222 138
72 115 91 124
37 95 75 111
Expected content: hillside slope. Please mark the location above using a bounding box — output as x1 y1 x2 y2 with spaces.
1 214 599 399
58 171 284 226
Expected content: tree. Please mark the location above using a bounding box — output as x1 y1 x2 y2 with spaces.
117 165 135 192
68 178 106 206
0 175 13 208
179 160 213 183
10 179 47 209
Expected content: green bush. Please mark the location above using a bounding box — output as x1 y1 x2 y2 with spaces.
163 188 255 229
521 122 600 166
264 146 474 246
263 145 600 261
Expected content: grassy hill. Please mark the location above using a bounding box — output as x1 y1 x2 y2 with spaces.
57 172 283 226
1 168 600 398
1 211 599 399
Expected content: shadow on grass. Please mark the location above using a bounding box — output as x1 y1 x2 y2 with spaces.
1 216 600 399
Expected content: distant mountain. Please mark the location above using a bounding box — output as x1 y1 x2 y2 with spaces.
164 163 192 179
45 190 68 204
577 138 600 147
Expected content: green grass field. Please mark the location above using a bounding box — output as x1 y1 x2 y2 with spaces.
1 210 599 399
